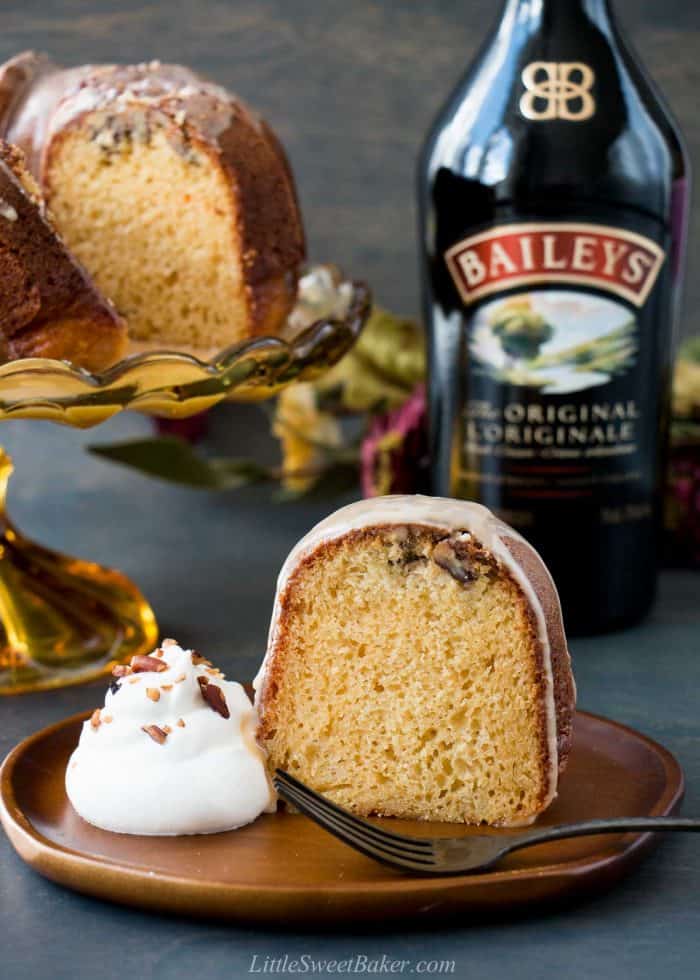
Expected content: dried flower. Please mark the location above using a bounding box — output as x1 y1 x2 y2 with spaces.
315 306 425 412
273 383 342 493
361 384 429 497
154 411 209 443
665 432 700 566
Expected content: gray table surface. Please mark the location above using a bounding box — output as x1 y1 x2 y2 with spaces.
1 410 699 980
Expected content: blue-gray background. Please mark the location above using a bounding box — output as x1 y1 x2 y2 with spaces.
0 0 698 335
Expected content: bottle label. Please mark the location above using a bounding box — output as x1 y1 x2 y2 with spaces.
445 223 664 307
443 221 668 530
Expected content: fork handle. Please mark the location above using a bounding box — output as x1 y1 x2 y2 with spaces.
509 817 700 853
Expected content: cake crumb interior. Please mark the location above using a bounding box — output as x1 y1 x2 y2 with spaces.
261 527 549 825
46 124 246 348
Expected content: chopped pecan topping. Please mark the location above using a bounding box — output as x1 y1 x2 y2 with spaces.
174 673 186 684
128 676 140 684
131 655 168 673
176 718 185 727
163 725 172 734
111 664 131 677
199 679 230 719
146 687 161 702
433 538 476 585
161 684 173 691
90 709 101 729
102 713 113 724
142 724 168 744
191 651 212 666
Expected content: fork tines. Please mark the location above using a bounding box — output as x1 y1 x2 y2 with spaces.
273 769 437 871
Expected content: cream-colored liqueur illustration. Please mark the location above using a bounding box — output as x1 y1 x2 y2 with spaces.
468 290 637 394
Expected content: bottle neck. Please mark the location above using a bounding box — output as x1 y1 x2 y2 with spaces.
500 0 616 32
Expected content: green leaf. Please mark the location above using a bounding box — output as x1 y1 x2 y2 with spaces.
89 437 271 490
679 335 700 364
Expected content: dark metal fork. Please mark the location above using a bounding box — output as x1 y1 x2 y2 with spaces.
274 769 700 876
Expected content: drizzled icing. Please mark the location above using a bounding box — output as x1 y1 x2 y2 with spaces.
254 495 562 816
0 53 259 176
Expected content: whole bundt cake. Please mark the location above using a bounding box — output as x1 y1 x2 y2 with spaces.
0 52 305 353
0 139 126 368
255 495 576 827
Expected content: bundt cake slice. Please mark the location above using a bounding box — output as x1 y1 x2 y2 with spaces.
255 496 575 827
0 52 305 352
0 139 126 368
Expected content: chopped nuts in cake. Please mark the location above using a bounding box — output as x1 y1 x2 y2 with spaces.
90 709 101 729
93 128 116 150
142 724 168 744
131 654 168 673
432 538 477 585
176 718 185 727
0 199 18 221
191 652 211 666
146 687 161 702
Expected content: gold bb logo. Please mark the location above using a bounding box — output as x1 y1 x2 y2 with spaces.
520 62 596 121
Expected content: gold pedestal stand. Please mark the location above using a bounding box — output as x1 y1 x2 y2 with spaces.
0 266 370 694
0 451 157 693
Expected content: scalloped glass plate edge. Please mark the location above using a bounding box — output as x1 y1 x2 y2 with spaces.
0 266 372 427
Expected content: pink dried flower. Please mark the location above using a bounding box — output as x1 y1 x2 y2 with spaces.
361 384 429 497
665 436 700 566
154 411 209 443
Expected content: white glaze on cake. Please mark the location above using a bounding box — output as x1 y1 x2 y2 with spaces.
254 495 562 817
67 642 275 836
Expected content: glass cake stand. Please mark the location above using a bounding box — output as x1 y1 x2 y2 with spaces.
0 266 371 694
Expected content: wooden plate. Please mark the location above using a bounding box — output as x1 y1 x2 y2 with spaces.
0 709 684 925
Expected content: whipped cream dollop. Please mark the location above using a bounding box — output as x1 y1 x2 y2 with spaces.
66 641 275 835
